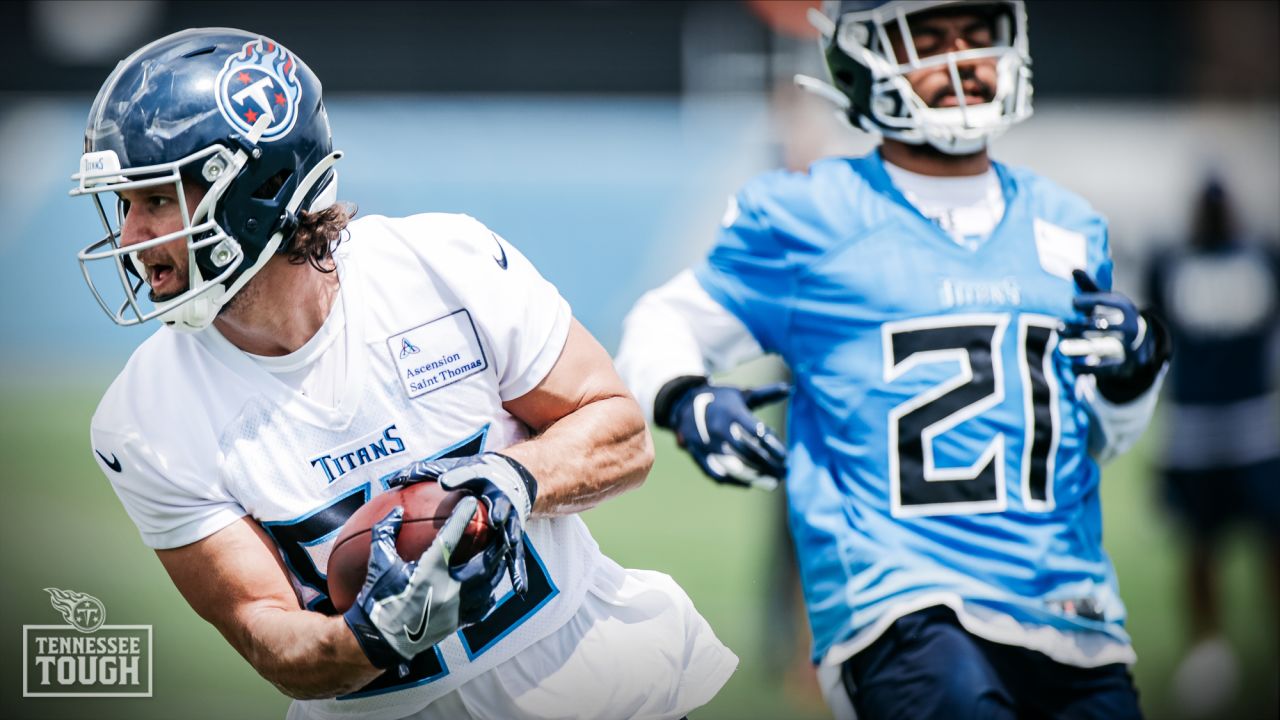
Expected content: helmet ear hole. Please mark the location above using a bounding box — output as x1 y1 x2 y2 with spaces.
252 168 293 200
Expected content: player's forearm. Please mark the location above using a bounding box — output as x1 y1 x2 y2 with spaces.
616 285 710 423
234 605 383 700
1082 363 1168 464
503 394 653 516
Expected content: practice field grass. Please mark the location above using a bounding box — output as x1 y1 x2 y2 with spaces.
1 383 1274 719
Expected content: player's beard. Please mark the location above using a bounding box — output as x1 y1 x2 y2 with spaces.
927 75 995 108
140 250 190 304
219 266 265 318
903 68 996 163
149 283 186 304
924 58 996 106
147 256 259 321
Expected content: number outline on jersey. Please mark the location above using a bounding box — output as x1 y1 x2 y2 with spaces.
375 425 490 491
458 536 559 660
883 313 1010 518
263 483 371 613
1017 315 1061 512
883 312 1065 518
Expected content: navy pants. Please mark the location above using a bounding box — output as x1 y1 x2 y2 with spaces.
838 606 1143 720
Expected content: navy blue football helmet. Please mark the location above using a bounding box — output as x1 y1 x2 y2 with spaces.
798 1 1033 154
71 28 342 330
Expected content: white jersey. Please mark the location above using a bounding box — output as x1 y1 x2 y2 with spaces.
91 213 622 718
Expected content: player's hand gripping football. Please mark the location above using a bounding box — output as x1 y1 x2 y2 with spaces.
658 378 790 490
343 498 502 675
1058 270 1162 378
388 453 537 596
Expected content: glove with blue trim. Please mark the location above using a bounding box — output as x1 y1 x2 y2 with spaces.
1059 269 1170 402
343 497 502 675
655 376 790 490
388 453 537 596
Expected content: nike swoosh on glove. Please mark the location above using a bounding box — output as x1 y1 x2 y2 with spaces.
343 497 500 675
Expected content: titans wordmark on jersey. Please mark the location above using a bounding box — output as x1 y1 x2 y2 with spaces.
696 152 1134 669
90 214 598 717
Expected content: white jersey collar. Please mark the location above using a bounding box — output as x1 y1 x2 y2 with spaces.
195 250 369 428
882 160 1005 249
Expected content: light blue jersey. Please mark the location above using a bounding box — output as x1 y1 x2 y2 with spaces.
695 151 1131 666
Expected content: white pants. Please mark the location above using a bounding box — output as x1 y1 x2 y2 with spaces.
293 557 737 720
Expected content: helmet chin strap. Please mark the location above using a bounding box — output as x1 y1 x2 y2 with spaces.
159 149 345 333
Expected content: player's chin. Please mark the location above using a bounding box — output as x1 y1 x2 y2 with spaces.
148 285 189 304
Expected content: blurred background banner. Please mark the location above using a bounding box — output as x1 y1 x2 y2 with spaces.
1 2 1275 719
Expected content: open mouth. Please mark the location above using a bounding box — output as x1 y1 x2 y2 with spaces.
146 263 182 301
148 263 173 287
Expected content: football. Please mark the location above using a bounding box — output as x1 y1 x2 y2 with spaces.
326 482 491 612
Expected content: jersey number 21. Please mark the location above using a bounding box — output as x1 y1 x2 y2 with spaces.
884 313 1060 518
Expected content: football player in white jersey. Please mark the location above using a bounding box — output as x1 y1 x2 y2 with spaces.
73 28 736 719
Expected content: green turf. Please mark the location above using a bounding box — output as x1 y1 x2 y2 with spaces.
2 383 1274 719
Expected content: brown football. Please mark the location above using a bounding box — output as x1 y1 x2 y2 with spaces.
326 482 490 612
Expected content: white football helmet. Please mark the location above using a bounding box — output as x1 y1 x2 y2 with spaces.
798 0 1034 154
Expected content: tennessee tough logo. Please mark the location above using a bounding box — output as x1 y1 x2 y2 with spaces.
214 37 303 142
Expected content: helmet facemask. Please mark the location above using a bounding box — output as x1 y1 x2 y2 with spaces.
72 137 252 330
806 0 1033 154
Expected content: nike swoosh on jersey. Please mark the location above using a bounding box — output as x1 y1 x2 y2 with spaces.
491 233 508 270
95 450 122 473
404 586 434 644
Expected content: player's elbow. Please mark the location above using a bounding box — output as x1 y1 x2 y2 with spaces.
619 391 655 488
629 423 656 491
267 676 338 701
599 391 654 495
235 606 379 701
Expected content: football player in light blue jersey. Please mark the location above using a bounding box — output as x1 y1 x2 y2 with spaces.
617 2 1170 718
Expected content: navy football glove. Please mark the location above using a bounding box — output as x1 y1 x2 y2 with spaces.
343 498 501 675
1059 269 1170 402
387 453 537 596
656 376 789 490
1059 270 1158 376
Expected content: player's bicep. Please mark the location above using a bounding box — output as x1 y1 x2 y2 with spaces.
156 517 300 644
503 318 634 433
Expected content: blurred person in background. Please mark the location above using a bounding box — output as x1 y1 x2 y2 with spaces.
1145 178 1280 719
618 1 1171 718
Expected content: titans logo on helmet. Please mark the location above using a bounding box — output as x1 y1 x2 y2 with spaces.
214 38 303 142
